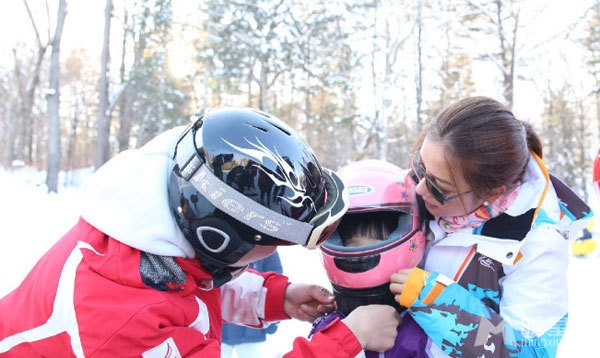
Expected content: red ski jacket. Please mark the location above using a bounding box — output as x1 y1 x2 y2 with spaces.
0 127 364 358
0 218 362 358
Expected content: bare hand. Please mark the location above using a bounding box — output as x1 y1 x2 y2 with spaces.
389 268 413 300
283 283 336 322
342 304 401 352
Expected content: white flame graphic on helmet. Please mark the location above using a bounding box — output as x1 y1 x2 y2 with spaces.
222 137 315 211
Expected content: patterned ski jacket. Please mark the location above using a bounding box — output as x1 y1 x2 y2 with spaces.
399 154 591 357
0 127 363 358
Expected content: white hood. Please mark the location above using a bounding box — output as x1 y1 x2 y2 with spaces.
503 153 560 220
80 127 196 258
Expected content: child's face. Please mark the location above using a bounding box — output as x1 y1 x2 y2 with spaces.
235 245 277 266
345 235 382 247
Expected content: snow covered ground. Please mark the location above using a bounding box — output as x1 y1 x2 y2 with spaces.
0 165 598 356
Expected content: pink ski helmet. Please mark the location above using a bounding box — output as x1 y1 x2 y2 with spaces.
320 159 426 315
594 148 600 200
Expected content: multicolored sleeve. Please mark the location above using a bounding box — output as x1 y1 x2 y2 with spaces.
399 268 567 357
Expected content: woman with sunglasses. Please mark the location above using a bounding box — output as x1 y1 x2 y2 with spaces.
389 96 592 357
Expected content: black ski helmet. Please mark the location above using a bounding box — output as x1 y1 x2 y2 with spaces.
168 108 348 285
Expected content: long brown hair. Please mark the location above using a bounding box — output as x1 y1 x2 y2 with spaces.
413 96 542 197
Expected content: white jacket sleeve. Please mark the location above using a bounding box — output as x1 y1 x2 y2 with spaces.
220 270 269 327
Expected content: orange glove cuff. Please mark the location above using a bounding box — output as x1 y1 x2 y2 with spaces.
398 267 428 308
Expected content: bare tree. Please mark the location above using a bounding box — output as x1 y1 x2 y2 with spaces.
12 0 52 166
541 86 592 198
117 6 133 153
416 0 424 134
95 0 113 170
582 1 600 142
45 0 68 193
61 49 99 171
359 0 416 160
464 0 522 108
424 0 476 123
114 0 188 150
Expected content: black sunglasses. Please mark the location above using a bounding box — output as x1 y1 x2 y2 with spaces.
410 154 473 205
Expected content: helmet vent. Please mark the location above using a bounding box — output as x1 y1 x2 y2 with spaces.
249 124 268 133
334 255 380 273
262 121 291 136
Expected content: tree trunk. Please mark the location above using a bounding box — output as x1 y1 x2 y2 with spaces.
20 0 49 166
95 0 113 170
416 0 424 134
117 8 132 153
45 0 67 193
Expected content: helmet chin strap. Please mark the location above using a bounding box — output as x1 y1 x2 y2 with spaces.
194 246 250 287
332 282 404 317
206 264 248 288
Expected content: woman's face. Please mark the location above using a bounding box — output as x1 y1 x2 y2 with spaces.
415 138 483 218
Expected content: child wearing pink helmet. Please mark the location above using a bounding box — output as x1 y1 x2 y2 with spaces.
310 159 429 357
